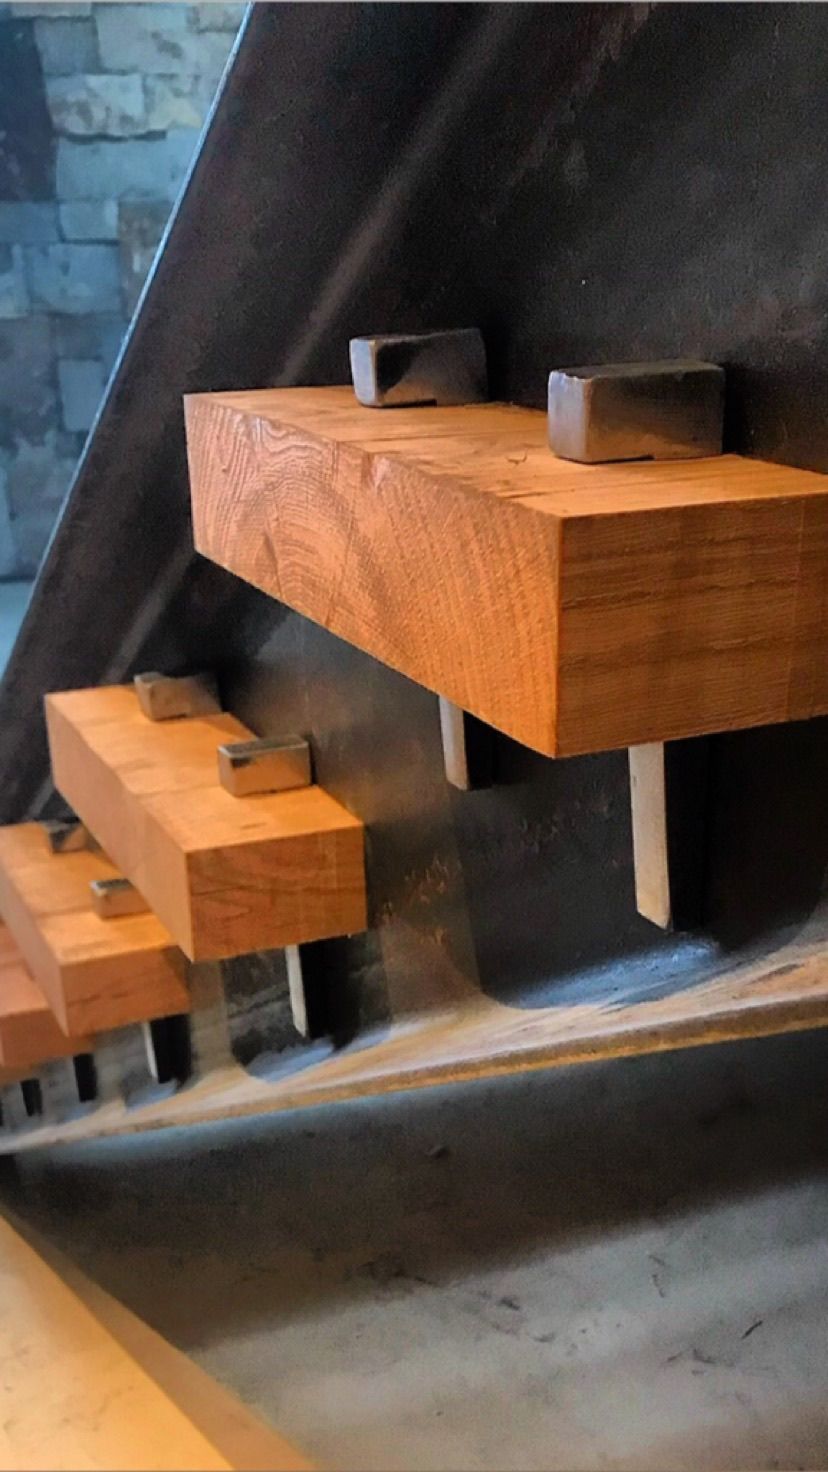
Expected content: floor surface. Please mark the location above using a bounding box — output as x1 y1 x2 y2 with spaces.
3 1027 828 1471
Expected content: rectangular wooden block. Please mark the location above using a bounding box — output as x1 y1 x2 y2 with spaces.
0 823 188 1036
0 924 89 1069
185 386 828 755
45 686 367 962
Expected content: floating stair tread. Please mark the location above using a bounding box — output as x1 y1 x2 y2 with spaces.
0 925 88 1069
0 823 188 1036
45 686 367 962
185 385 828 756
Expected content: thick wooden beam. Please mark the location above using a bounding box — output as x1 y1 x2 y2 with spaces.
185 386 828 757
0 925 89 1069
45 686 366 962
0 824 188 1036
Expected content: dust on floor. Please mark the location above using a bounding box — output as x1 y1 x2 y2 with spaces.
3 1026 828 1471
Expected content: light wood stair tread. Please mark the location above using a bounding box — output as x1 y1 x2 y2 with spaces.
0 823 188 1036
45 686 367 962
185 385 828 756
0 923 89 1069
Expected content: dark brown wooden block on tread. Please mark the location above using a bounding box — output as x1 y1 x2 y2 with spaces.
45 685 367 963
185 386 828 756
0 824 188 1037
0 924 90 1069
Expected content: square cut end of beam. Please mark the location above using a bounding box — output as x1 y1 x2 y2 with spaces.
548 359 725 463
183 813 368 963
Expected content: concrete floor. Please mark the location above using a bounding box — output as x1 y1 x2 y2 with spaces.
3 1026 828 1471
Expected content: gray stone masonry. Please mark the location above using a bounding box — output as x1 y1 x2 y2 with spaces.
34 16 99 74
0 1 243 578
53 312 124 372
27 242 121 314
58 198 118 241
46 70 146 135
0 316 60 444
0 247 29 320
56 131 201 201
0 203 59 243
0 467 17 578
193 4 242 31
118 198 169 316
96 4 234 79
57 355 104 431
10 5 93 16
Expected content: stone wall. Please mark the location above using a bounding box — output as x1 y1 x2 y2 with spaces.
0 1 242 577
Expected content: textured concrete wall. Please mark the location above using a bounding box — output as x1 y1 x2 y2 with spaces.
0 1 242 577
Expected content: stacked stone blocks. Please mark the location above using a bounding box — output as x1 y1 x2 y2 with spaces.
0 1 242 575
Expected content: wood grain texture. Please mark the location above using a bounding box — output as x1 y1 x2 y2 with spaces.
0 925 89 1069
185 386 828 755
0 824 188 1036
45 686 366 962
6 933 828 1153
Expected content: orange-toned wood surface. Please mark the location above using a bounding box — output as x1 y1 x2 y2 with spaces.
185 386 828 756
0 926 88 1069
45 686 366 962
0 824 188 1036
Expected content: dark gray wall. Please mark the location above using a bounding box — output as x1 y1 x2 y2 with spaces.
2 3 828 1038
223 3 828 1028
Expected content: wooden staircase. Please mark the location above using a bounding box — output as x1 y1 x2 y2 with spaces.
0 824 186 1036
4 380 828 1149
0 680 368 1150
45 686 366 961
185 387 828 756
0 924 87 1071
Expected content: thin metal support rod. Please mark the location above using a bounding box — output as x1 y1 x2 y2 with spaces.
629 741 671 930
